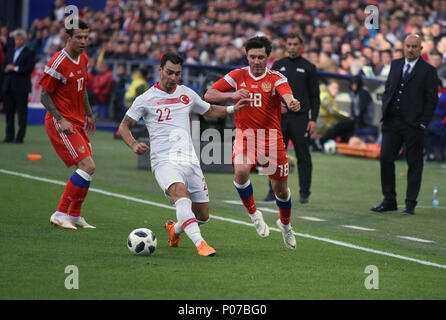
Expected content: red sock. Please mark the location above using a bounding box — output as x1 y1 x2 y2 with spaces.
279 208 291 225
242 195 257 215
234 180 257 214
57 180 78 213
276 191 292 225
69 187 89 217
57 170 91 217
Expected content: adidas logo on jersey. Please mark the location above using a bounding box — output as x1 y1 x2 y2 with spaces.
240 82 246 87
69 72 75 77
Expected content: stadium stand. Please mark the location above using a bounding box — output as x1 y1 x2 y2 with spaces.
1 0 446 159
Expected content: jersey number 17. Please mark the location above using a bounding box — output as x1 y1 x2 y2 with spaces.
77 77 84 91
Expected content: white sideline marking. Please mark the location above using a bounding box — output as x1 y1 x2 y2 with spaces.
1 168 446 270
257 207 278 213
397 236 434 243
342 225 376 231
223 200 243 205
299 216 326 222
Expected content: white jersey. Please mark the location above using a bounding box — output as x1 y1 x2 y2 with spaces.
126 83 210 167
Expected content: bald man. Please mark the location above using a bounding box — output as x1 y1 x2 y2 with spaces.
371 34 438 215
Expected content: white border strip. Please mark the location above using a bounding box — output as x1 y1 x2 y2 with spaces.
300 216 326 222
1 168 445 270
397 236 434 243
342 225 376 231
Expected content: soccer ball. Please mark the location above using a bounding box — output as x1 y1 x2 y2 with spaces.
127 228 157 256
323 139 337 154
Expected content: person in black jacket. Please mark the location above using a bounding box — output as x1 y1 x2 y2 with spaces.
1 29 35 143
318 75 375 145
371 34 438 215
264 32 320 203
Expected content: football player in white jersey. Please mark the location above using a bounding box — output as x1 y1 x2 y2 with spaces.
119 53 250 256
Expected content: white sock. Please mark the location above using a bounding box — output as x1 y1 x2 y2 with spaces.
175 197 203 247
278 219 292 232
197 218 209 226
175 218 208 235
174 222 184 235
249 210 259 221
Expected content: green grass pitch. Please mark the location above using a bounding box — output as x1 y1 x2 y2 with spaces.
1 122 445 300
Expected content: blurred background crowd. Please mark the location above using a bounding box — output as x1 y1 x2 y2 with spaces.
0 0 445 82
0 0 445 160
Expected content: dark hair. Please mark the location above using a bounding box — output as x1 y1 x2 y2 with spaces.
65 19 89 37
245 36 272 56
160 52 184 68
286 32 304 44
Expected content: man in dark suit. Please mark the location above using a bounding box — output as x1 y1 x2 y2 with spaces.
371 34 438 215
2 29 35 143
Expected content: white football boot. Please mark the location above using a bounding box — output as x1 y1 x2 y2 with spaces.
252 210 270 237
50 212 77 230
276 219 296 250
71 216 96 229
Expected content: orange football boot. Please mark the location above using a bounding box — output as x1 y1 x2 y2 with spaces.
196 240 216 256
165 220 181 247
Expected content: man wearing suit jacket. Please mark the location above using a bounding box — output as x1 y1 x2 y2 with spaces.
371 34 438 215
2 29 35 143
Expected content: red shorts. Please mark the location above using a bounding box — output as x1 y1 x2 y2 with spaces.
45 117 92 167
232 130 289 181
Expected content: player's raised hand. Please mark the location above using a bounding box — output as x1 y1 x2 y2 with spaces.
233 89 250 100
234 97 253 112
131 142 149 155
287 98 301 112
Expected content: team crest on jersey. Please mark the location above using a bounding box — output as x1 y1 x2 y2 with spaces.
261 82 272 92
179 95 190 104
78 145 86 153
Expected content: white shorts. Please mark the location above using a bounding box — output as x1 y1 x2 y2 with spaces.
153 161 209 204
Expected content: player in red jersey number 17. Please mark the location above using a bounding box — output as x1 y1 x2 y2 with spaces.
39 20 96 230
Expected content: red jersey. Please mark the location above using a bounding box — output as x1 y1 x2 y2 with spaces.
39 49 89 127
212 67 292 134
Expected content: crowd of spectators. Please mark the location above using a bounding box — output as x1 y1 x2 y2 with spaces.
0 0 445 149
0 0 443 83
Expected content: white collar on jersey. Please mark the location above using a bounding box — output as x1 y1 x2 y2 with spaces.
62 48 80 64
248 67 268 81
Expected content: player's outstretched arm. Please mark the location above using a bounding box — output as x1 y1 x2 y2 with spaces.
40 88 74 135
119 115 149 155
203 98 252 119
204 88 250 103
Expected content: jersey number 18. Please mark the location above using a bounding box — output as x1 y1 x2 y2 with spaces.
249 93 262 107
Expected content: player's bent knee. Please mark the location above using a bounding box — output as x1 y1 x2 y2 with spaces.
77 160 95 176
167 183 189 202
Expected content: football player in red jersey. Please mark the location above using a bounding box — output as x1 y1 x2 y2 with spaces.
39 20 96 230
205 36 300 250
